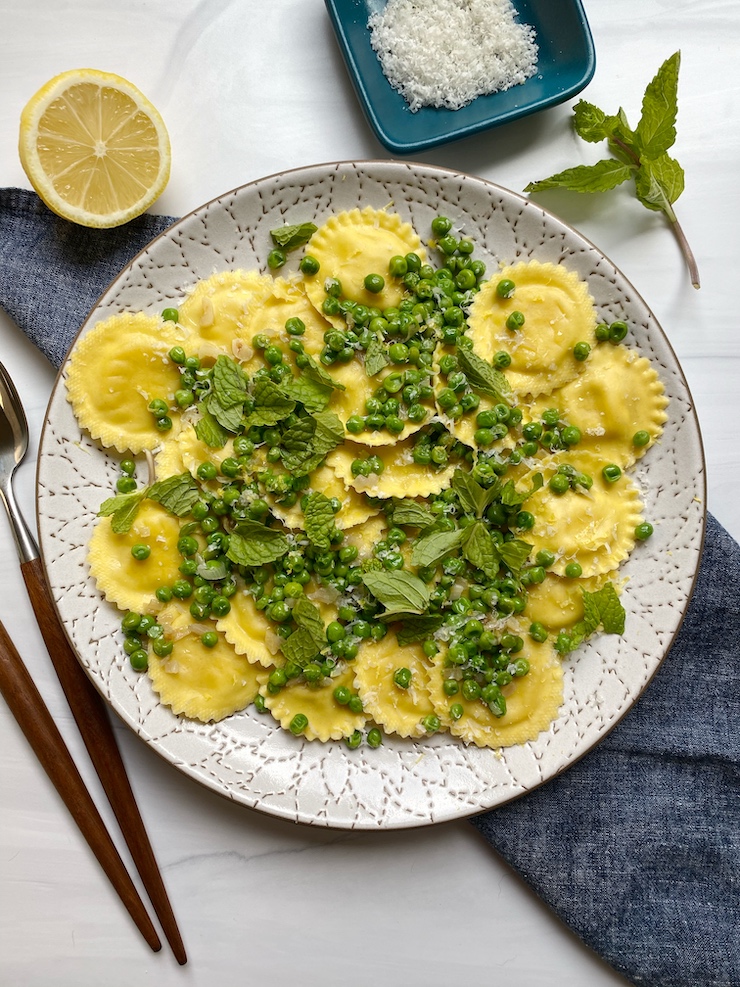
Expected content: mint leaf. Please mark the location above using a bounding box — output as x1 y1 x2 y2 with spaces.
281 410 344 473
525 159 633 194
281 373 333 413
451 469 500 517
635 51 680 158
410 528 465 568
581 592 603 636
461 521 499 578
634 154 684 217
395 614 444 646
290 595 326 651
456 347 511 402
148 472 200 517
98 489 147 534
270 222 318 250
500 472 543 508
390 499 436 528
205 391 243 432
364 337 390 377
524 52 699 288
361 570 430 616
300 352 345 392
226 522 289 566
583 583 626 635
499 539 532 575
246 377 295 426
573 100 622 143
194 408 229 449
212 355 247 409
303 491 335 549
281 627 322 666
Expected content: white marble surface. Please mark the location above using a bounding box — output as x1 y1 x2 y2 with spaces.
1 1 738 984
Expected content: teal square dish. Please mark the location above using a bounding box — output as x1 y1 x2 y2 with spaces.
324 0 596 154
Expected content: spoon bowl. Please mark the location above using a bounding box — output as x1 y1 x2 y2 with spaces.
0 361 37 562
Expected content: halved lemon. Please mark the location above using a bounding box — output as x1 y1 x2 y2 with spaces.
19 68 171 228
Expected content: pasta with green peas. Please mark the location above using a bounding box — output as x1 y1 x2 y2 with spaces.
65 206 667 750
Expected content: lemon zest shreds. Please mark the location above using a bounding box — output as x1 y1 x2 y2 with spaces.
19 68 170 229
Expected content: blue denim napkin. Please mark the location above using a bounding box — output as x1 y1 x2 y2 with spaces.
2 188 738 987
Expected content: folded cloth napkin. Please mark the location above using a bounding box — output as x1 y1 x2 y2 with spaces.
1 188 738 987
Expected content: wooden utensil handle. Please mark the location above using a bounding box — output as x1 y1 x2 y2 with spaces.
0 617 161 953
20 556 187 965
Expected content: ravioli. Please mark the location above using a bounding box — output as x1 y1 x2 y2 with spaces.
66 313 184 454
432 637 564 748
524 469 644 578
467 260 597 397
147 630 263 721
327 438 456 499
216 589 284 667
353 638 437 738
87 501 185 612
526 344 668 470
178 269 275 365
304 207 425 324
261 666 367 742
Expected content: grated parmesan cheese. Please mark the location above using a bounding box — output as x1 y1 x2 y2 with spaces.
368 0 538 113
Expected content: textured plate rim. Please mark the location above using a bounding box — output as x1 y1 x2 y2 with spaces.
36 159 706 830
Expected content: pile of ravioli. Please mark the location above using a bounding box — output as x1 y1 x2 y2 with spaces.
65 206 668 750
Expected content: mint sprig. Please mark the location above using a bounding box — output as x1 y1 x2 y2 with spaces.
97 489 147 534
361 570 431 616
525 52 699 288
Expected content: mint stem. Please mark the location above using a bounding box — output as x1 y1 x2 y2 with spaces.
671 215 701 289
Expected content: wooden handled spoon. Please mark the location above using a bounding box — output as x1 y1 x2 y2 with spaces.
0 360 186 964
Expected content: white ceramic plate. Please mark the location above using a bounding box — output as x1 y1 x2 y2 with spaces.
37 161 705 830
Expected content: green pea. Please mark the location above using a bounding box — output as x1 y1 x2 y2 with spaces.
367 727 383 748
594 323 611 342
609 320 629 342
364 273 385 294
431 216 452 237
635 522 654 541
129 649 148 672
449 703 464 721
200 631 218 648
152 637 173 658
421 714 441 734
562 425 582 446
549 473 570 495
602 463 622 483
461 679 481 701
506 310 525 331
162 308 179 323
564 561 583 578
393 667 412 689
267 248 286 269
496 278 516 299
130 543 150 561
633 430 651 447
197 461 218 482
333 685 352 706
300 254 320 275
172 579 193 599
289 713 309 736
285 317 306 336
529 621 549 643
345 730 363 750
573 341 591 361
388 255 408 277
493 351 512 369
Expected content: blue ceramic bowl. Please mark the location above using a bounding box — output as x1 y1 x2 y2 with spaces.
324 0 596 155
